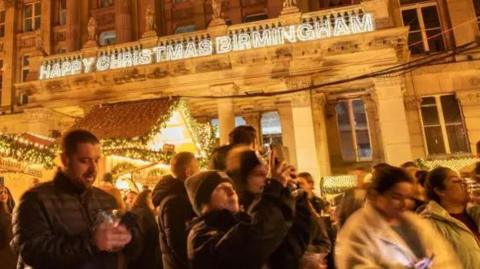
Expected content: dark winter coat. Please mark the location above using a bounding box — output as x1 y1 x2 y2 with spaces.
0 205 17 269
152 175 195 269
235 181 312 269
11 171 143 269
187 180 295 269
129 206 162 269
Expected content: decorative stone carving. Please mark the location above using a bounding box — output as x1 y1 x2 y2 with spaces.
87 17 97 41
403 96 421 111
147 68 169 79
35 30 46 56
210 83 239 96
209 0 226 27
283 0 297 8
281 0 299 15
142 8 157 38
457 91 480 106
291 92 311 107
195 60 231 73
285 76 312 90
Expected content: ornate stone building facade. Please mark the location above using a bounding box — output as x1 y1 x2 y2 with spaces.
0 0 479 182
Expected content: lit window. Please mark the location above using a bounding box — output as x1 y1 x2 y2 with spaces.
420 95 470 155
243 14 268 23
400 2 445 54
335 99 372 162
99 31 116 46
0 10 5 38
261 111 282 145
21 55 30 82
59 0 67 26
175 24 196 34
23 2 41 32
99 0 114 8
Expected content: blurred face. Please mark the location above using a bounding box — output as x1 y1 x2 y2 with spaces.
208 182 239 213
246 165 268 194
0 186 8 203
373 181 414 221
61 142 101 189
436 170 469 206
297 176 314 195
186 159 200 178
125 192 138 209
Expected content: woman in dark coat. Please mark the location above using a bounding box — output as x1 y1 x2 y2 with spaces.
129 190 162 269
0 185 17 269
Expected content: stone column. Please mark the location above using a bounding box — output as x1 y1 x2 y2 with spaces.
312 93 332 177
276 101 298 167
1 2 18 108
373 78 413 165
41 0 53 55
217 99 235 145
242 112 262 149
66 0 80 51
363 94 385 162
115 0 133 43
212 83 238 145
290 93 322 186
457 90 480 156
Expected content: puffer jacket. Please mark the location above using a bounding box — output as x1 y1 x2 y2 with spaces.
152 175 195 269
336 202 462 269
187 180 295 269
11 171 143 269
420 200 480 269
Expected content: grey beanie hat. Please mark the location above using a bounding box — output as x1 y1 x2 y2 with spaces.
184 170 232 216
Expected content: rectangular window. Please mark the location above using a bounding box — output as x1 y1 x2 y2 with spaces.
420 95 470 155
336 99 372 162
21 55 30 82
243 14 268 23
401 2 445 54
0 10 5 38
23 2 41 32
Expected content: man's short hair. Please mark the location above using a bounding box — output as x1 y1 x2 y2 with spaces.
228 125 256 146
61 129 99 156
171 152 196 179
297 172 314 184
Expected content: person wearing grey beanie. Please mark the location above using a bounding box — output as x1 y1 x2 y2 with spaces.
184 170 295 269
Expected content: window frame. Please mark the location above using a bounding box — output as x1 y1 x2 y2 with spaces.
335 98 373 162
23 2 41 32
418 94 470 156
21 55 30 82
0 10 5 38
474 0 480 28
400 1 445 53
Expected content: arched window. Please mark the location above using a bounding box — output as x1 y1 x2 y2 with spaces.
99 31 117 46
261 111 282 145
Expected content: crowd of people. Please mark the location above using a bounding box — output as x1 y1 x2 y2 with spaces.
0 126 479 269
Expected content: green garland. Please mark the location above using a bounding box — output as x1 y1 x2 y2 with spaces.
0 134 56 169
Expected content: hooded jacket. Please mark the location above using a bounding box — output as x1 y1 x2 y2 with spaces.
336 202 462 269
152 175 195 269
420 200 480 269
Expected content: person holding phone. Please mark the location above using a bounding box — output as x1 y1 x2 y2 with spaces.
336 165 461 269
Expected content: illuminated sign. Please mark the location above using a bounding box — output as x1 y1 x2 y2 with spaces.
39 13 374 80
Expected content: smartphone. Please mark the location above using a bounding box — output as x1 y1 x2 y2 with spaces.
270 144 289 165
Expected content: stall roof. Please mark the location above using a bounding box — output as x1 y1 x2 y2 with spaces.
72 97 178 140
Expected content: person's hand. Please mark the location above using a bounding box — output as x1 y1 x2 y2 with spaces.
271 161 295 187
93 222 132 252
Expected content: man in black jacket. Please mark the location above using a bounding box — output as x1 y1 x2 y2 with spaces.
185 167 295 269
152 152 199 269
11 129 143 269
